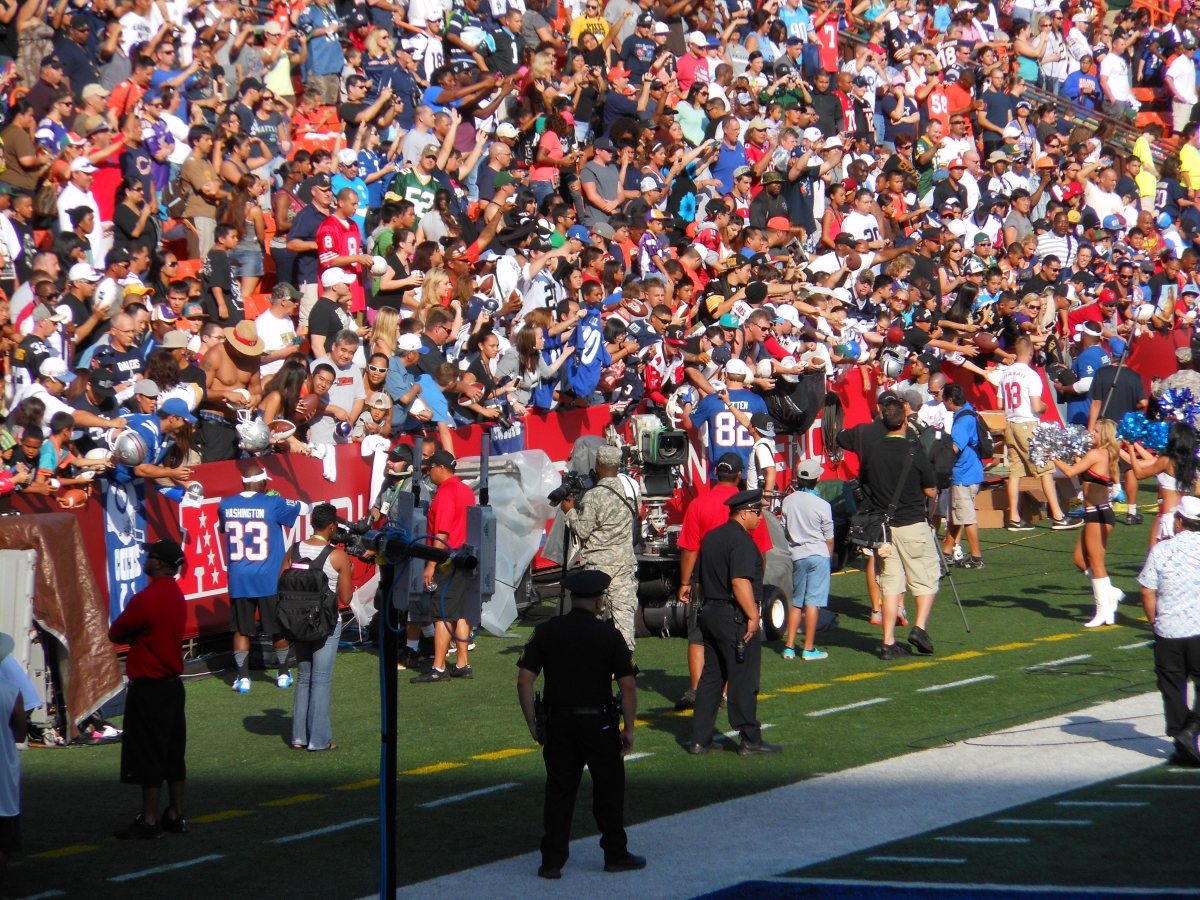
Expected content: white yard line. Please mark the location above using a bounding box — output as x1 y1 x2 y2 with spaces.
1057 800 1149 808
267 818 375 843
1027 655 1093 670
1117 641 1154 650
994 818 1092 825
720 724 775 739
383 692 1169 900
934 836 1030 844
918 676 997 693
623 752 654 762
806 698 890 717
108 854 225 883
867 856 967 864
418 785 520 809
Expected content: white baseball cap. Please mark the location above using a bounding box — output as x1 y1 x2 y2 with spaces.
775 305 800 326
336 148 358 167
397 333 429 354
724 358 752 379
321 267 357 287
69 157 97 173
803 126 824 143
653 21 670 34
39 357 75 382
67 262 101 283
688 30 708 46
495 122 519 139
1178 495 1200 523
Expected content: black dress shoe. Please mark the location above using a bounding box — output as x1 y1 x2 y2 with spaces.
880 642 912 660
604 853 647 873
1173 723 1200 765
908 626 935 655
1168 749 1200 768
537 865 562 879
737 739 782 756
687 741 717 755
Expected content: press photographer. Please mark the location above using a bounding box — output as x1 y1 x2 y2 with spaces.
561 446 641 651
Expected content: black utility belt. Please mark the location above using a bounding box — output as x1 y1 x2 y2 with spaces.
548 705 609 716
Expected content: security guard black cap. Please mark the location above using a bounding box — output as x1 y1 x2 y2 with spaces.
563 570 611 599
715 452 744 475
725 488 764 513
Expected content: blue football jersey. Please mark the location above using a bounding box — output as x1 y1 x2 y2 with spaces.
692 389 769 476
113 413 165 484
218 492 304 598
565 304 611 397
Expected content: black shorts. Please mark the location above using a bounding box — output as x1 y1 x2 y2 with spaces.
195 415 240 463
430 569 469 623
0 815 21 854
120 677 187 787
230 595 280 638
1084 503 1116 526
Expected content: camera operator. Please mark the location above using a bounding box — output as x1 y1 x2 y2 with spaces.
561 446 640 651
860 395 941 660
411 450 477 684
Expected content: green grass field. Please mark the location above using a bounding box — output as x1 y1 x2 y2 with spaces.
13 516 1178 900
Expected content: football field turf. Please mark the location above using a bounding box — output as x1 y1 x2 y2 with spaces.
14 516 1192 900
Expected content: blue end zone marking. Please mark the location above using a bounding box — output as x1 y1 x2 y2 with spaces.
692 881 1200 900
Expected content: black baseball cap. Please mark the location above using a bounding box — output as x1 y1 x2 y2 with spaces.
715 452 744 475
144 539 187 568
426 449 457 470
388 443 414 465
90 369 117 397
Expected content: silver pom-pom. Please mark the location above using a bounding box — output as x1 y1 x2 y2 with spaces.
1028 423 1093 469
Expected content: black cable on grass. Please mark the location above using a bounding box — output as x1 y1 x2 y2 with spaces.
906 665 1158 751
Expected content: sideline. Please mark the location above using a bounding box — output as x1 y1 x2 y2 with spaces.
383 692 1168 900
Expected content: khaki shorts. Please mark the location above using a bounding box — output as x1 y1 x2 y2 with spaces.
298 282 319 329
1006 420 1054 477
877 522 941 597
950 484 979 526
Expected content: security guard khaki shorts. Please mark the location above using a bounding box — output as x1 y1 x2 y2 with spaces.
1006 420 1054 477
876 522 941 597
949 484 979 526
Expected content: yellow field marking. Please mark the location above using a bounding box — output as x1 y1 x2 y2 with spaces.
671 709 694 716
403 761 468 776
1037 633 1080 642
941 651 986 661
191 810 254 823
758 693 775 699
835 672 888 682
334 779 380 791
989 642 1036 651
260 793 324 807
780 683 831 693
32 844 97 858
471 748 537 760
891 661 938 671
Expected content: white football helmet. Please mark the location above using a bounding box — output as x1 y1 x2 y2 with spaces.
879 351 905 379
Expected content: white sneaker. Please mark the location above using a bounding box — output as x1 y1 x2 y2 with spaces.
951 544 964 563
232 677 251 693
276 672 293 689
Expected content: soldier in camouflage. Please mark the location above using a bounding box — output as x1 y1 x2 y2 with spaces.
561 445 640 651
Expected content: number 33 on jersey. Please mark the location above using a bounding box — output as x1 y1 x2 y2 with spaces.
218 492 306 599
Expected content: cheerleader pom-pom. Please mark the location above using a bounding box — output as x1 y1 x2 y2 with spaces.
1061 424 1093 463
1116 411 1148 444
1143 420 1171 452
1158 387 1200 428
1028 422 1065 469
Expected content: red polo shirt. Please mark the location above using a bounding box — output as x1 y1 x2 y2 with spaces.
108 576 186 680
677 483 772 554
427 475 476 549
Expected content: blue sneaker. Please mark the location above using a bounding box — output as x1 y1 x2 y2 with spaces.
781 648 796 660
276 673 293 689
232 677 251 693
802 648 829 661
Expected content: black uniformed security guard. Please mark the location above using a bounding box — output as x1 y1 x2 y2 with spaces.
517 570 646 880
689 489 781 757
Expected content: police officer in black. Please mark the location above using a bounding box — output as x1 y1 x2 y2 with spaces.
689 489 781 757
517 570 645 880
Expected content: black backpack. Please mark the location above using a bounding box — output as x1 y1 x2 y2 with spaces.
275 543 338 643
919 423 957 491
955 409 995 462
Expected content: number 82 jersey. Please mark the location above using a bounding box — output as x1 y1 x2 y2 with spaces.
218 492 305 599
692 389 769 477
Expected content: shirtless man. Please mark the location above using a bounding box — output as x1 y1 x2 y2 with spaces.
197 320 265 462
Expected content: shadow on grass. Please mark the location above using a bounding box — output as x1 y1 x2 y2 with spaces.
243 708 294 745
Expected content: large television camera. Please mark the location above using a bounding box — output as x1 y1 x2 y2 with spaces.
547 470 595 507
331 517 479 574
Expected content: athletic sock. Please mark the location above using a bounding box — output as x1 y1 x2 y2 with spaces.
234 650 249 680
406 639 420 652
275 647 289 677
421 625 435 638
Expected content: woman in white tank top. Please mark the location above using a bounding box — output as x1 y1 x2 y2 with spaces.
1122 423 1199 547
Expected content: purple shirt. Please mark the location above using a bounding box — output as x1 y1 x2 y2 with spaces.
141 116 175 191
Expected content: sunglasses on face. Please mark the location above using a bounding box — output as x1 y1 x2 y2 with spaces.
368 365 388 374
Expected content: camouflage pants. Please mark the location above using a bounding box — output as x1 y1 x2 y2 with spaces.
586 562 638 651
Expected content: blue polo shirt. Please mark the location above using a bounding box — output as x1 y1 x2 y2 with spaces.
950 404 984 487
711 140 748 195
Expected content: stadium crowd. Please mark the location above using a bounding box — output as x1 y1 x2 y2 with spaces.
1 0 1200 596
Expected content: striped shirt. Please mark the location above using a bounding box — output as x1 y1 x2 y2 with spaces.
1035 231 1078 267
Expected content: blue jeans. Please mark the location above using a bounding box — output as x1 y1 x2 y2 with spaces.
292 616 341 750
531 180 558 209
791 555 831 609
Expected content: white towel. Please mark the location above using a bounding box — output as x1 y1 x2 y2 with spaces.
306 442 338 482
361 435 390 503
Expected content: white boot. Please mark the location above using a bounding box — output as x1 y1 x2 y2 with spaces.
1107 579 1126 606
1085 578 1116 627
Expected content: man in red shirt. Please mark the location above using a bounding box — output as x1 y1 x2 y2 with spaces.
108 540 188 840
673 453 771 709
317 187 375 314
412 450 478 684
